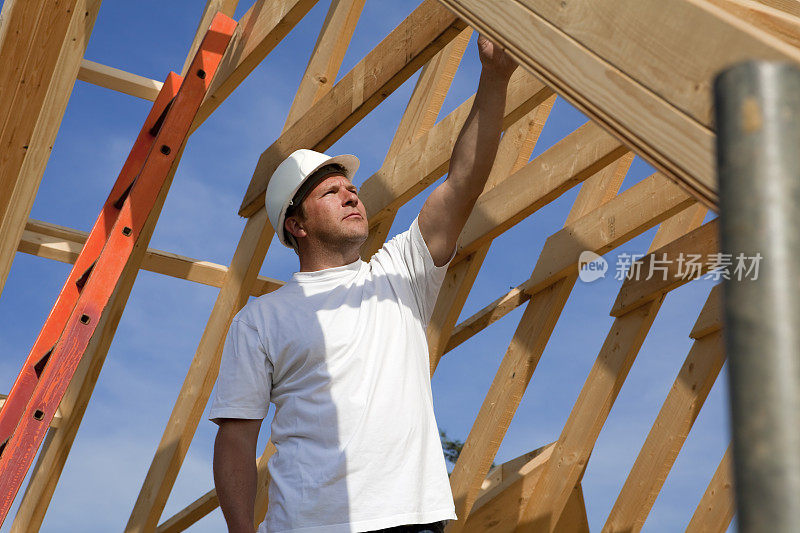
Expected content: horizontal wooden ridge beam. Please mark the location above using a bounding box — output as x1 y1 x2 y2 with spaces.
18 219 284 296
238 0 468 216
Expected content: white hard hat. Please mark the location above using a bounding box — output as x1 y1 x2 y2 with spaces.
265 149 360 248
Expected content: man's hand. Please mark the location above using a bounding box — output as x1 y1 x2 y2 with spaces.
477 34 518 79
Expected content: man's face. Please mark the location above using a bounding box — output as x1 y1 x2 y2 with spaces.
285 173 369 250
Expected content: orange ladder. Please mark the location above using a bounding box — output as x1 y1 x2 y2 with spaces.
0 13 236 525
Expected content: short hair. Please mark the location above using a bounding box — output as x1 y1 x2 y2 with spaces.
283 163 347 253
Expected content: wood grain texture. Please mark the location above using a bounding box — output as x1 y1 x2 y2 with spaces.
0 0 100 299
686 445 735 533
438 0 800 209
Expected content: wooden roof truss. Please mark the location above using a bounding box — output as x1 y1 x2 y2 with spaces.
3 0 797 530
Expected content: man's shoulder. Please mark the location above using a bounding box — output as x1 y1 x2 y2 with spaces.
236 281 300 325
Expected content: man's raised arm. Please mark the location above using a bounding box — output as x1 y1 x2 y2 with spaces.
418 35 518 266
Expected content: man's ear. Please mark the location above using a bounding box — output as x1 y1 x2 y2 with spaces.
285 216 307 239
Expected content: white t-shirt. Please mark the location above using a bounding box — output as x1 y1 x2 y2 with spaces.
209 218 457 533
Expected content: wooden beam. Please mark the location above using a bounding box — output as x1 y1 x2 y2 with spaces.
514 206 708 532
603 306 725 531
686 446 735 533
706 0 800 49
691 284 723 339
190 0 322 130
360 26 472 258
0 0 101 299
437 0 800 208
77 59 164 101
446 184 702 355
754 0 800 18
284 0 368 128
445 155 642 532
18 219 284 296
138 2 367 529
610 219 718 317
238 0 468 216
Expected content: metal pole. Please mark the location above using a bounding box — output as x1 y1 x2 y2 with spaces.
715 61 800 532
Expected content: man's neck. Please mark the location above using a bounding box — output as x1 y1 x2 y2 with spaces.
297 243 362 272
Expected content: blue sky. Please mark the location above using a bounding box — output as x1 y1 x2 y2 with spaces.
0 1 731 531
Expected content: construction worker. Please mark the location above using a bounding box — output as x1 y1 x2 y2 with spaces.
210 35 518 533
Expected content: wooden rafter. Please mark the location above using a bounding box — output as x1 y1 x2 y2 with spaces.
754 0 800 18
0 0 101 299
705 0 800 49
130 1 372 529
513 205 710 532
603 290 725 531
238 0 468 216
686 445 735 533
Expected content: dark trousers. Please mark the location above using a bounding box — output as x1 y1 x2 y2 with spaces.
366 520 448 533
